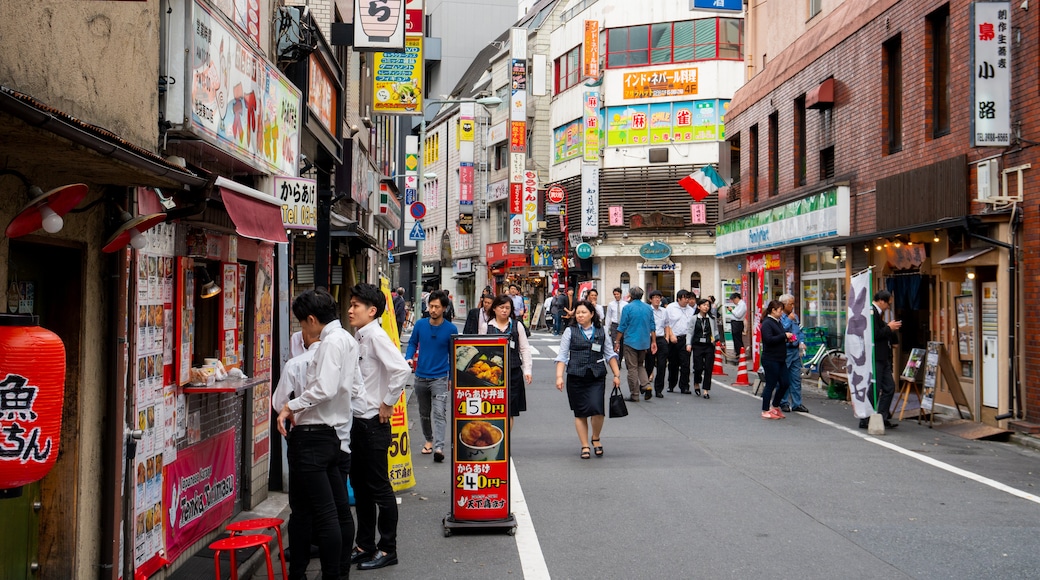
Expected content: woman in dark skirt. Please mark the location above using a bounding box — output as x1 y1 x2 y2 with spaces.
480 294 532 430
554 300 622 459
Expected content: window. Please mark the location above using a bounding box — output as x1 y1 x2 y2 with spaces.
606 18 742 69
494 144 507 170
620 272 631 296
424 132 440 165
554 46 581 93
809 0 822 19
768 111 779 196
800 247 847 349
927 5 951 138
749 124 759 202
690 272 702 297
883 34 903 154
728 133 741 184
496 203 509 240
820 146 835 180
794 95 806 186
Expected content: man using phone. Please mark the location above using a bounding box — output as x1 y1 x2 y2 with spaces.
863 289 902 429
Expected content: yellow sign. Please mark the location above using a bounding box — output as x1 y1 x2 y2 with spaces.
373 36 423 114
380 277 414 490
622 68 698 100
460 118 475 142
405 153 418 171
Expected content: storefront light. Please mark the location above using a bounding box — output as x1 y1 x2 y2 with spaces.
966 267 976 280
933 230 941 243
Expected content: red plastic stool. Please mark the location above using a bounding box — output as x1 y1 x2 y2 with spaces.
227 517 287 579
209 534 274 580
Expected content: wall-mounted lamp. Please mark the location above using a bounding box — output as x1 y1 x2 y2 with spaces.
875 240 883 251
832 247 842 260
102 211 167 253
2 170 88 238
864 245 870 252
196 267 222 299
893 236 902 248
933 229 941 243
966 267 976 281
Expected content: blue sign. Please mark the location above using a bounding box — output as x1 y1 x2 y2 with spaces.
639 241 673 261
409 222 427 241
575 242 594 260
388 253 395 263
690 0 742 11
405 188 417 205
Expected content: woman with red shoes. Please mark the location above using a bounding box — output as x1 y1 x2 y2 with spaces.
760 300 795 419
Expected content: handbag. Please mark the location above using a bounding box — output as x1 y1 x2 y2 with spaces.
608 386 629 418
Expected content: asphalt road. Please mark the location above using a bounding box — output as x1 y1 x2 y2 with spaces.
268 326 1040 580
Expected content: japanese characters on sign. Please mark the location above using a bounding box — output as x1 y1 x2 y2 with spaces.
622 67 698 100
580 165 599 237
373 36 423 114
609 205 624 226
522 170 539 233
509 28 528 246
583 20 600 79
583 89 600 163
509 214 525 254
354 0 406 51
690 202 707 225
972 3 1011 147
450 336 511 522
275 176 317 231
307 54 337 135
607 100 729 146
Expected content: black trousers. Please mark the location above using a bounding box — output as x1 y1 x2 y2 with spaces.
691 341 715 391
350 416 398 555
872 358 896 420
645 336 669 394
667 336 690 392
287 427 351 580
730 320 745 358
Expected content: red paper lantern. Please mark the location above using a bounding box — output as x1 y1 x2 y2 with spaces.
0 314 65 489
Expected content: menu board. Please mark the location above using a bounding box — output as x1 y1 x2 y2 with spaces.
449 335 511 524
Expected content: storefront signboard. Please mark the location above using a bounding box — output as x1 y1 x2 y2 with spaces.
372 36 423 114
447 335 512 524
715 186 850 257
622 67 698 100
274 176 317 231
163 429 237 562
639 241 672 261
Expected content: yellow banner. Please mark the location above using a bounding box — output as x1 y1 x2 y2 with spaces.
373 36 423 114
380 277 414 490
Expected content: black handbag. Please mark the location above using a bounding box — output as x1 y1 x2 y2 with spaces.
609 386 628 418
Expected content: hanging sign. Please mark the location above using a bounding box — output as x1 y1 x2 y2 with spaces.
163 429 236 562
547 185 566 204
274 176 317 231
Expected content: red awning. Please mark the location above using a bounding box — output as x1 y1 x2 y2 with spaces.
216 177 287 243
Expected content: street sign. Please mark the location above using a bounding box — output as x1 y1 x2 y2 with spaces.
388 238 395 250
409 222 427 241
547 184 565 204
388 253 395 263
405 188 417 205
410 202 426 219
575 242 594 259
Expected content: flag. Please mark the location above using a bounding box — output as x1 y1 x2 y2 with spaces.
845 269 875 419
678 165 727 202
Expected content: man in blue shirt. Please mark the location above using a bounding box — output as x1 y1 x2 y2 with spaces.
778 294 809 413
615 287 657 402
404 290 459 462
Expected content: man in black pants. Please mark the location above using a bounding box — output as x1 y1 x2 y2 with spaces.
861 289 902 429
728 292 747 362
276 289 357 580
644 290 669 399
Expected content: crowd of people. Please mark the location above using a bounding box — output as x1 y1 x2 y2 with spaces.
274 282 899 577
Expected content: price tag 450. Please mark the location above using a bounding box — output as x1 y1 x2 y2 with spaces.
458 397 505 416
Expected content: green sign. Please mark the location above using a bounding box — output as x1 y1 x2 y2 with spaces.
575 242 594 259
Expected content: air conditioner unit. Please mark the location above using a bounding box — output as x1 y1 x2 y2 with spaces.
478 208 489 220
477 162 490 172
977 159 997 202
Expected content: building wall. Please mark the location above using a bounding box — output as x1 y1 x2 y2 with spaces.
745 0 846 80
425 0 519 100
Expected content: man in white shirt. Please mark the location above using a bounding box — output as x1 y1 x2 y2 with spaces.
664 290 694 394
729 292 747 361
644 290 670 399
276 289 357 580
604 287 627 352
346 283 411 571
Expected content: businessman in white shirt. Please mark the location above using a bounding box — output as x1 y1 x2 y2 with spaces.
346 283 411 571
729 292 747 360
276 288 357 580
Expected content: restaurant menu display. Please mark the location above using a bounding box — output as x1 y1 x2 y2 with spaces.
447 335 513 527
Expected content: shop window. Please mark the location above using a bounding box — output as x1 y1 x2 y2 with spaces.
800 247 846 349
802 249 819 273
192 260 254 373
690 272 701 297
620 271 631 295
794 95 807 187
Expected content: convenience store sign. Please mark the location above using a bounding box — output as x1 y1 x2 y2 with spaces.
715 187 850 257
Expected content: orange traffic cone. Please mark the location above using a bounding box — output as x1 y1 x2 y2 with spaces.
732 348 751 387
712 342 727 376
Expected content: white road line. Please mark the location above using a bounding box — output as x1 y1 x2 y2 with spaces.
714 377 1040 506
510 458 551 579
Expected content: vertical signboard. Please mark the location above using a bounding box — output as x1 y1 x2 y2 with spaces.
583 20 600 78
583 89 600 162
972 2 1011 147
509 214 525 254
522 170 538 233
509 27 528 245
580 164 599 237
459 102 475 234
372 35 423 114
446 335 515 529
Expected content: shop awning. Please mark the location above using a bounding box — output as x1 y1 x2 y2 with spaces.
215 177 287 243
937 247 995 266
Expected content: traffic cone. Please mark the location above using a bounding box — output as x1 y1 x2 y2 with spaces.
732 348 751 387
712 342 727 376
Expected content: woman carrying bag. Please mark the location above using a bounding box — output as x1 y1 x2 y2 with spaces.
480 295 532 430
554 300 623 459
760 299 794 420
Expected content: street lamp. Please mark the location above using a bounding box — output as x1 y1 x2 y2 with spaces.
415 95 502 309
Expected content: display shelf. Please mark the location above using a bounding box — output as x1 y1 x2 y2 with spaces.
182 375 265 394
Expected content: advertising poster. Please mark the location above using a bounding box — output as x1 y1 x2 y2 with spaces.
450 335 511 523
163 429 237 562
553 119 583 164
583 89 600 162
373 35 423 114
175 258 195 386
606 106 647 147
252 251 274 462
605 100 728 146
221 263 240 368
649 102 673 144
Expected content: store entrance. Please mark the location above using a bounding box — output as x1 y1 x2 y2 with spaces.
645 271 675 299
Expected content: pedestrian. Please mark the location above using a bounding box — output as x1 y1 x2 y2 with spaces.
585 288 605 320
463 292 493 334
604 287 627 353
686 297 719 398
548 289 561 335
446 293 456 322
554 300 622 459
778 294 809 413
664 290 693 394
276 288 356 580
728 292 747 361
420 289 430 318
480 294 532 430
861 289 902 430
643 290 669 399
393 287 406 334
760 299 793 420
346 283 411 571
558 286 576 333
404 290 458 462
615 286 656 402
509 283 526 322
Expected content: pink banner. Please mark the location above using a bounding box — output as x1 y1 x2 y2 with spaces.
163 429 236 562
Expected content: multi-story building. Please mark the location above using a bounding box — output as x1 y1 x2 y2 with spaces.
722 0 1038 429
547 0 745 303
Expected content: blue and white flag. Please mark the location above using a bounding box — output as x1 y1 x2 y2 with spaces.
845 269 875 418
